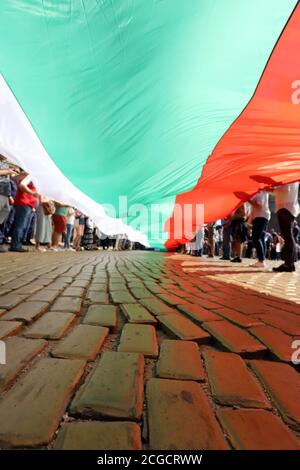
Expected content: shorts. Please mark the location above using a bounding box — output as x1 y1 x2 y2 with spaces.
52 214 67 234
231 218 248 243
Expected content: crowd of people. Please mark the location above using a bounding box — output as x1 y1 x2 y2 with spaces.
0 155 140 254
1 154 299 268
184 183 300 273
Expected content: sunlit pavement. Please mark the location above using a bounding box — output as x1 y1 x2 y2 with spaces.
0 251 299 450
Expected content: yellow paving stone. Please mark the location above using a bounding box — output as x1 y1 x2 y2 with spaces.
0 358 85 448
120 303 157 324
23 312 76 339
82 304 117 329
118 324 159 358
51 325 109 360
0 337 48 391
0 320 22 339
53 421 142 450
157 340 205 380
70 351 144 420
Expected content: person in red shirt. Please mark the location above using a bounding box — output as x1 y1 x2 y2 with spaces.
10 172 39 252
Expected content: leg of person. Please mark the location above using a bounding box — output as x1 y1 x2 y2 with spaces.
26 211 36 244
22 209 33 244
273 209 296 272
251 217 268 266
64 223 72 249
0 195 10 225
3 206 15 241
11 206 32 251
221 226 231 259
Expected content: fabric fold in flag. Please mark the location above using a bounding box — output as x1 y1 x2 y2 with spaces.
165 2 300 250
0 75 149 246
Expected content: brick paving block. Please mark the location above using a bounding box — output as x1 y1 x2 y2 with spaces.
203 320 266 357
53 421 142 450
88 283 107 292
83 305 117 329
213 307 263 328
178 302 221 323
51 325 109 360
47 280 70 291
51 297 82 314
203 350 270 409
274 302 300 316
71 279 90 288
157 293 187 306
76 273 92 281
23 312 76 339
250 325 295 362
0 337 47 391
144 283 166 294
0 358 85 448
120 303 157 324
0 321 22 339
128 282 145 289
147 378 228 450
28 289 61 303
0 309 6 317
1 301 49 324
255 313 300 336
58 276 74 283
70 351 144 420
130 288 153 299
118 324 159 358
140 298 176 316
157 313 211 344
86 291 108 304
110 290 136 304
14 283 44 295
249 360 300 431
192 298 223 311
109 283 127 292
62 287 85 297
217 408 300 450
0 293 26 309
157 340 204 380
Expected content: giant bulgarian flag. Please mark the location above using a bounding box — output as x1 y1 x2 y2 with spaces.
0 0 298 248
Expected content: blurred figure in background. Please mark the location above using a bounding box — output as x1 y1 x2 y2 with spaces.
64 207 75 250
272 182 299 272
35 196 54 251
52 202 69 250
11 172 38 252
248 190 271 267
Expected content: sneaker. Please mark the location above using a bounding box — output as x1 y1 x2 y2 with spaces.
231 257 242 263
250 261 266 268
220 256 230 260
272 264 296 272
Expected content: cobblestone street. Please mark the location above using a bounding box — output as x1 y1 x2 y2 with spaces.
0 251 299 450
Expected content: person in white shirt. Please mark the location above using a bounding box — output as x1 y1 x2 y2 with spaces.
248 191 271 267
272 182 299 272
195 225 204 257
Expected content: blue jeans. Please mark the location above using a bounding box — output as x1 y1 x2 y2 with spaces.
222 225 231 259
252 217 268 261
64 223 73 248
22 210 36 243
11 205 33 250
